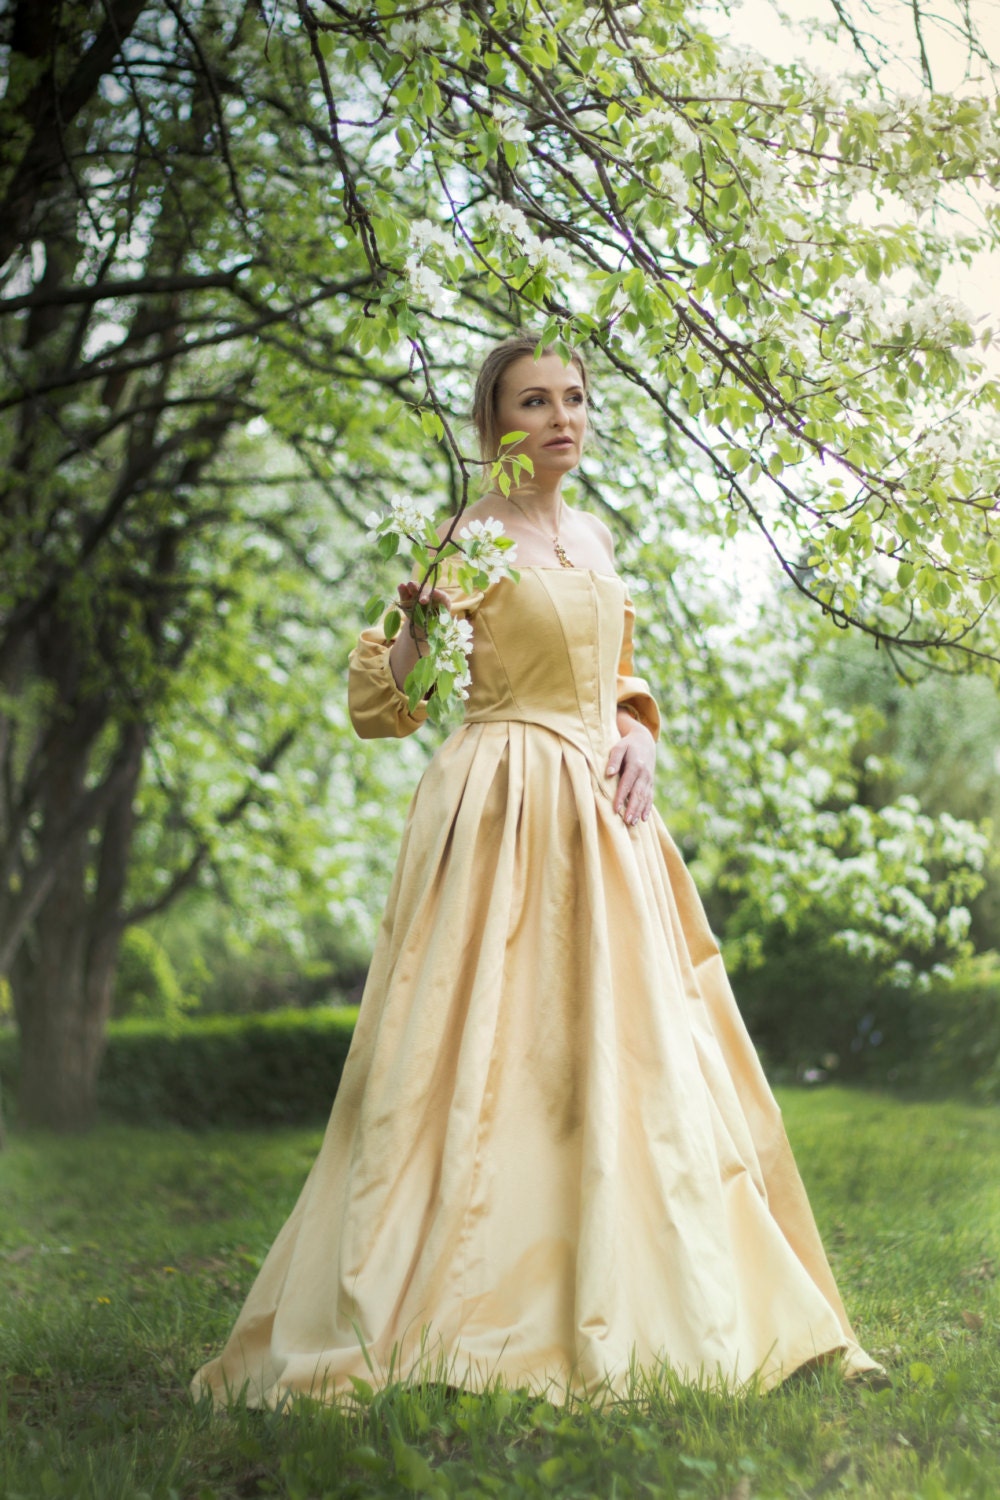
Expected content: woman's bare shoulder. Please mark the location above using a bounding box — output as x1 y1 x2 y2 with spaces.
576 509 614 543
573 508 617 567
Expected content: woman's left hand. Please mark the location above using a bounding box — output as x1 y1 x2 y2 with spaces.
606 722 656 825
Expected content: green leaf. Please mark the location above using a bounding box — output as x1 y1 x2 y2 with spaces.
383 609 401 641
391 1435 436 1490
347 1444 387 1475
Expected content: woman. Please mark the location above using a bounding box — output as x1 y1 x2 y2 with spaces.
191 336 879 1408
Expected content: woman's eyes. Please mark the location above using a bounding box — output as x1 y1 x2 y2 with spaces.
521 395 585 406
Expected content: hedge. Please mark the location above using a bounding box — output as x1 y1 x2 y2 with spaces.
3 956 999 1132
0 1007 358 1130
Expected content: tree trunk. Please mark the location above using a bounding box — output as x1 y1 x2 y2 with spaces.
12 853 111 1130
10 724 144 1133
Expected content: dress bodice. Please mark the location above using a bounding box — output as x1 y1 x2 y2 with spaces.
462 568 630 771
347 565 661 760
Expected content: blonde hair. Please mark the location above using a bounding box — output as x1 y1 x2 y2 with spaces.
472 335 589 463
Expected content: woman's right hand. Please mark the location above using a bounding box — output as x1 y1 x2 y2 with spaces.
395 579 452 637
388 579 452 690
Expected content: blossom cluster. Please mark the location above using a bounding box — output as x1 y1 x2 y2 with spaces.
425 612 474 700
458 516 518 585
483 200 574 279
404 258 455 316
386 5 460 53
491 103 529 145
397 215 463 316
663 624 988 990
365 494 432 544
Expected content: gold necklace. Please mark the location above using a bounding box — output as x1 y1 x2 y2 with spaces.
504 493 575 569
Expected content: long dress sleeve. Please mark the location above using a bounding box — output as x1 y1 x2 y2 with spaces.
616 593 661 741
347 624 430 740
347 574 486 741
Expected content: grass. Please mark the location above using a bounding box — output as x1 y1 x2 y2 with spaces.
0 1087 997 1499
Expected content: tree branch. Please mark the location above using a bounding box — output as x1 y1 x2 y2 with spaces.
0 264 253 315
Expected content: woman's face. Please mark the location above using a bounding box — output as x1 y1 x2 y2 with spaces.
493 353 587 478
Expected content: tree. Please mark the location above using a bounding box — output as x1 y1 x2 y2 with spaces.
0 0 386 1126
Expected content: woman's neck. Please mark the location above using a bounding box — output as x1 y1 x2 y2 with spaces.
498 479 567 533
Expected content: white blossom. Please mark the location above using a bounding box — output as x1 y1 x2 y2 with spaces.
387 5 461 49
525 235 574 277
388 16 437 49
669 114 700 154
741 218 773 261
404 257 455 314
368 493 433 543
485 200 531 238
739 139 783 194
483 200 574 279
433 612 473 656
427 612 475 699
660 162 689 203
492 104 529 144
943 905 972 944
841 276 883 329
409 219 452 253
458 516 519 584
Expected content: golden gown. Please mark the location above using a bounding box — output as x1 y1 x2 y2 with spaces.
191 566 878 1407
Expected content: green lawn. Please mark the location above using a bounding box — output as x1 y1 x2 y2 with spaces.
1 1088 997 1499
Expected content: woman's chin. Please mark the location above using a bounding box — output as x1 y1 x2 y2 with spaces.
536 449 580 473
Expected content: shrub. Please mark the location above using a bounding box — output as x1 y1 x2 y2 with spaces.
113 927 199 1024
728 915 931 1083
908 952 1000 1100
